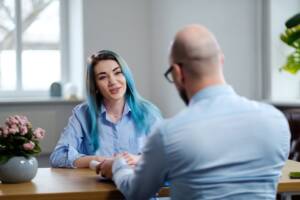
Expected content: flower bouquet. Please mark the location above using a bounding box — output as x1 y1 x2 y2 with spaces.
0 115 45 164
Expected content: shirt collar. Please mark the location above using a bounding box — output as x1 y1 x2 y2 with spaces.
189 84 236 106
100 101 131 117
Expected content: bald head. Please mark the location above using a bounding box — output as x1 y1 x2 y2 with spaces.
170 24 223 79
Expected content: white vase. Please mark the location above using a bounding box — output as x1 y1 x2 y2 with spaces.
0 156 38 183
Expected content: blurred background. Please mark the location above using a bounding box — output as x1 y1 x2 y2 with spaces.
0 0 299 165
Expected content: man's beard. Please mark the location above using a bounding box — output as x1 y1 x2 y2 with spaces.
179 87 189 105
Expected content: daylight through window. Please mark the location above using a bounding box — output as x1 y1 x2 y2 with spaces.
0 0 62 97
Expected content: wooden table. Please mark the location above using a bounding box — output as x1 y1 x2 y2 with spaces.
0 160 300 200
0 167 168 200
278 160 300 193
278 160 300 200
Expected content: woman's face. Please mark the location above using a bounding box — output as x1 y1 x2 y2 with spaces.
94 59 127 102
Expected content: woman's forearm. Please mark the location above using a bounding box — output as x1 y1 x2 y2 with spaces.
73 155 107 168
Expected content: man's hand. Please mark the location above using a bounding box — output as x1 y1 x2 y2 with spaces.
96 159 114 179
121 152 141 166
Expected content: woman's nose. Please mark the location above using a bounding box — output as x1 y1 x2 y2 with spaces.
108 75 117 85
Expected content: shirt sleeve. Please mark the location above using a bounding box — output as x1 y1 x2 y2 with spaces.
112 128 168 200
136 115 163 154
147 115 163 136
49 108 87 168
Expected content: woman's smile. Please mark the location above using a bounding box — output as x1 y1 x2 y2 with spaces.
109 87 122 94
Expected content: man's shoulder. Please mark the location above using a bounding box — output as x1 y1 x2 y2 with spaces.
158 108 191 135
246 99 284 116
160 98 284 129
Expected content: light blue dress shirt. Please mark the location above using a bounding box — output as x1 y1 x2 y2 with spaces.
112 85 291 200
50 102 159 168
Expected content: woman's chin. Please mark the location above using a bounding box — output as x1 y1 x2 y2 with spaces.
108 94 125 101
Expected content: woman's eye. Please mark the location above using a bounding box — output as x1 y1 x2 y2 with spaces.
98 76 107 80
115 71 123 75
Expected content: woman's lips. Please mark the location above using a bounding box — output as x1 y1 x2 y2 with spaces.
109 87 121 94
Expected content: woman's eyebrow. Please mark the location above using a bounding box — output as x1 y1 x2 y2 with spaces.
95 67 121 76
113 67 121 72
95 72 107 76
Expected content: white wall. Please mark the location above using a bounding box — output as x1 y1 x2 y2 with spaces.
81 0 152 99
149 0 262 116
79 0 263 117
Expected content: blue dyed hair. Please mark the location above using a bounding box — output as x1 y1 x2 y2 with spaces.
86 50 161 152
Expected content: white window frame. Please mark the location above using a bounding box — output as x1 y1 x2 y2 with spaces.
0 0 69 98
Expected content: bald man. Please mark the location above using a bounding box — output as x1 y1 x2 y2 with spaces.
100 24 290 200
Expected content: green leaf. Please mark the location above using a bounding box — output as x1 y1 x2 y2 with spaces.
14 136 27 142
285 13 300 28
0 155 10 164
280 48 300 74
32 145 41 154
280 25 300 48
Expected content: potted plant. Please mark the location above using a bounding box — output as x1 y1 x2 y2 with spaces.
0 115 45 183
280 13 300 74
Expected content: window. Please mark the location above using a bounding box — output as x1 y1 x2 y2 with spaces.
0 0 66 98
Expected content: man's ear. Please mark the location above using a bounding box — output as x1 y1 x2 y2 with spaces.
220 53 224 65
172 63 185 85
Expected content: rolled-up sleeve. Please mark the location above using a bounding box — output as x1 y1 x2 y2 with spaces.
113 129 168 200
50 108 87 168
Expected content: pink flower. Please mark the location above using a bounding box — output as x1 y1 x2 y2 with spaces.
2 127 9 137
0 115 45 158
33 128 45 139
20 126 28 135
18 116 29 126
5 116 18 127
11 124 18 129
9 124 19 134
6 115 29 128
23 141 35 150
9 127 18 134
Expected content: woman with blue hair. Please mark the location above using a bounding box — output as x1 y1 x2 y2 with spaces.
50 50 162 168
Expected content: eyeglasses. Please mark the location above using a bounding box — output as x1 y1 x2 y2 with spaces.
164 65 174 83
164 63 184 83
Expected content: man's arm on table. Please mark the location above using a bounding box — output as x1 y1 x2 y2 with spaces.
113 130 168 200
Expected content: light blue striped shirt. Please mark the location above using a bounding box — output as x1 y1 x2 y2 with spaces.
50 102 159 168
112 85 290 200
